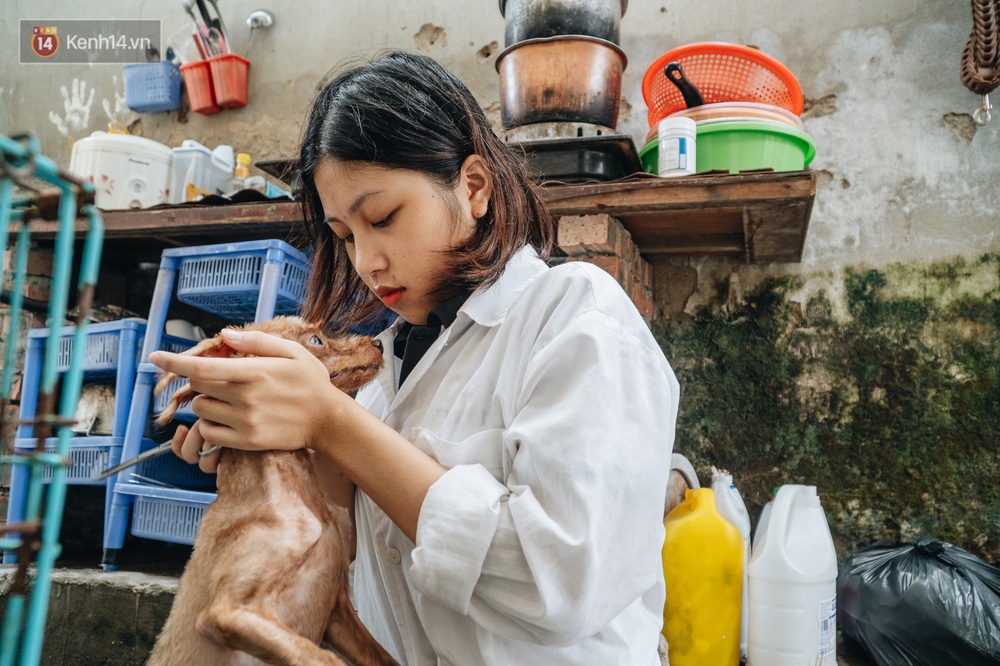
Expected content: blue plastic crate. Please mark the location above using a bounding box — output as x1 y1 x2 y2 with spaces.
129 488 216 546
31 319 143 378
123 61 183 113
134 445 215 488
13 436 122 484
27 319 193 378
16 320 198 446
172 240 310 321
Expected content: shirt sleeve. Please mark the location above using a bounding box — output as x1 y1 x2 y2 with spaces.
410 281 679 646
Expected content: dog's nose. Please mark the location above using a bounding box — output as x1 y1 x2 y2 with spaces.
371 339 383 352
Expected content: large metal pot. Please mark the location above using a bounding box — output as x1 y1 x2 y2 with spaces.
499 0 628 46
496 35 628 129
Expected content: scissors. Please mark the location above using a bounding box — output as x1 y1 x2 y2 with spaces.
92 440 223 482
92 441 174 482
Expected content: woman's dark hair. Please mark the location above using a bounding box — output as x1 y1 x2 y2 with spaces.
297 50 555 330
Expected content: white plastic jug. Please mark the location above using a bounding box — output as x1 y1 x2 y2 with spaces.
747 484 837 665
753 495 774 549
711 467 751 662
167 140 234 203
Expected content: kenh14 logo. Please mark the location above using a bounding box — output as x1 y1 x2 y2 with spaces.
31 26 59 58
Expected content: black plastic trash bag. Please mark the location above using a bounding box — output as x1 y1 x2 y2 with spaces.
838 537 1000 665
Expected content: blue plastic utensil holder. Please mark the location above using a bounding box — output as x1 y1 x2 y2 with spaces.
124 61 183 113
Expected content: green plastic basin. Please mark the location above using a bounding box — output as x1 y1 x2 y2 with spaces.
638 120 816 175
696 120 815 173
639 138 658 174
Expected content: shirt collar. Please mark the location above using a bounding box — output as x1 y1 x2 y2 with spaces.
460 245 548 327
373 245 547 354
392 288 471 361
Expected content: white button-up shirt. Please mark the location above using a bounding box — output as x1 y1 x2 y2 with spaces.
352 246 679 665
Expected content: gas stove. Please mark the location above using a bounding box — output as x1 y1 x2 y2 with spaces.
505 121 642 184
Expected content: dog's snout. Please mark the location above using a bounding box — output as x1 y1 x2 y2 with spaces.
371 339 383 352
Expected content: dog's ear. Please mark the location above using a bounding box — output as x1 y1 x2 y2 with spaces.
154 382 194 426
153 335 235 426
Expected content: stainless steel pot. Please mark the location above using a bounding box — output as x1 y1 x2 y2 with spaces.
499 0 628 46
496 34 628 130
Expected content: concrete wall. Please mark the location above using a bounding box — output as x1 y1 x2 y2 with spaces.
2 0 998 563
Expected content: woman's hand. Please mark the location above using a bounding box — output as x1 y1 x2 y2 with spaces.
150 328 346 460
170 420 221 474
153 327 448 542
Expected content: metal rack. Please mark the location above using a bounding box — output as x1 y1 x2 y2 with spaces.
0 133 103 666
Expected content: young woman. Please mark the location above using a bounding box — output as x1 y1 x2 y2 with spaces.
151 51 679 665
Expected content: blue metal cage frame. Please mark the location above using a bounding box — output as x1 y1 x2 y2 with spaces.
0 132 104 666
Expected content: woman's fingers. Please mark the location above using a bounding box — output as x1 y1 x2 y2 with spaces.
150 350 243 382
153 329 337 455
171 423 193 462
150 332 302 382
172 420 221 473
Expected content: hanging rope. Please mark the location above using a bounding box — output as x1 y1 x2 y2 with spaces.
961 0 1000 94
961 0 1000 123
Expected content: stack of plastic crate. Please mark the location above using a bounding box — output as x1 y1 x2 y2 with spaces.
101 239 309 570
1 320 208 566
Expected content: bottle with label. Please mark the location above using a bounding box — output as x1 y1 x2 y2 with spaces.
658 117 697 177
227 152 268 195
711 467 751 663
662 487 743 666
747 484 838 665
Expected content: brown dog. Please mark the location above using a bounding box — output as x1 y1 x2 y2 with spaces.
147 316 398 666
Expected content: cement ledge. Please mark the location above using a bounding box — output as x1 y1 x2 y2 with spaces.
0 566 178 665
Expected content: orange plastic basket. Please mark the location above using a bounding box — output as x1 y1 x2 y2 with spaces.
208 53 250 109
642 42 803 128
180 59 221 115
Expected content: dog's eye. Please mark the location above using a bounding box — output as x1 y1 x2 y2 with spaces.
308 335 323 346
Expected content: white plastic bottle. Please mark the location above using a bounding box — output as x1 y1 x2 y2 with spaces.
227 152 268 196
657 117 697 177
711 467 751 663
747 484 838 666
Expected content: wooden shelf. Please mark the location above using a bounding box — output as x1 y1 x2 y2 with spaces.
23 170 816 265
539 170 817 263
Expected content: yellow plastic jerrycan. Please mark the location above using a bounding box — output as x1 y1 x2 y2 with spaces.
662 487 744 666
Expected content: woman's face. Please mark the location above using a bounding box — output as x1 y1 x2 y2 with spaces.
315 159 478 325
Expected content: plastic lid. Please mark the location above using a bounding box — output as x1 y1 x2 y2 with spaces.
658 116 697 132
175 139 210 155
236 152 252 165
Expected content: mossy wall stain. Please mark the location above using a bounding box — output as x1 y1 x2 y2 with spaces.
653 255 1000 563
